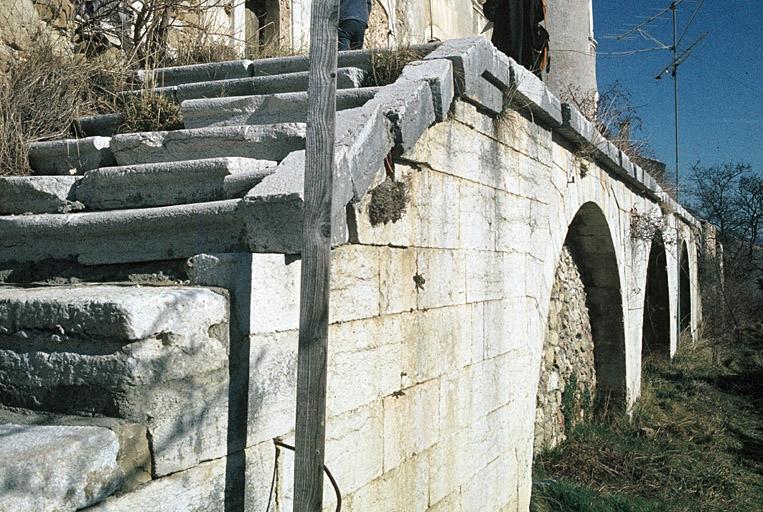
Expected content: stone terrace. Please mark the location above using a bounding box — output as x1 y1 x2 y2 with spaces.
0 38 703 511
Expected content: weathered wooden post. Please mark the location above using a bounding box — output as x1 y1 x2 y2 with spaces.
293 0 339 510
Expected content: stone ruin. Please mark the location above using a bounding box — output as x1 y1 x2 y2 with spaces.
0 4 708 511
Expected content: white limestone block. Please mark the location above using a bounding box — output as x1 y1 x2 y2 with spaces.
383 379 440 470
379 247 418 314
327 316 402 417
0 424 122 512
459 182 496 251
329 244 381 323
89 441 276 512
465 250 504 302
401 306 473 385
342 454 429 512
416 248 467 309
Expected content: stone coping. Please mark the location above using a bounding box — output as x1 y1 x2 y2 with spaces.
426 37 701 230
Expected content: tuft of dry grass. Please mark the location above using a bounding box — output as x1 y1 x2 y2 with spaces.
366 46 429 87
164 36 241 67
116 90 184 134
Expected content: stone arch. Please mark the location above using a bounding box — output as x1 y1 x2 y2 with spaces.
679 241 692 333
564 202 627 404
534 202 626 450
642 232 670 358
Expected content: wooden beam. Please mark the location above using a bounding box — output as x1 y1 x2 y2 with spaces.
293 0 339 511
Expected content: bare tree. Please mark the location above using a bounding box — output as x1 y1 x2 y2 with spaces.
688 161 763 338
75 0 234 66
688 162 763 259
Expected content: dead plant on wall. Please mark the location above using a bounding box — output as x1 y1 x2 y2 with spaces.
629 208 676 246
562 82 679 193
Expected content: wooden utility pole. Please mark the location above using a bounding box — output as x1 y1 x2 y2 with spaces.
293 0 339 510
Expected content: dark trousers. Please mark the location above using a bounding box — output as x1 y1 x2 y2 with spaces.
338 19 367 50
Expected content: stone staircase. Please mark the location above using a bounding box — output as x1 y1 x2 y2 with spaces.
0 38 689 511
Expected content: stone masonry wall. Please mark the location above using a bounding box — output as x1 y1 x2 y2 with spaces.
0 0 74 72
85 94 701 510
534 245 596 453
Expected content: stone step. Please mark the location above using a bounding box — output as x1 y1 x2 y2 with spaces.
110 123 305 166
0 176 80 215
75 113 125 137
136 59 255 88
28 136 116 175
175 66 367 102
134 44 439 90
0 199 247 265
182 87 380 129
0 423 132 511
0 408 151 503
74 157 276 210
136 51 370 90
0 284 231 476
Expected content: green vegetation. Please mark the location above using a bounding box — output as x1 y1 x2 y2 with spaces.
531 332 763 512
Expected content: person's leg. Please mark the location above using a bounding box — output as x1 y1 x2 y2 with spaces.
339 20 366 50
338 20 353 51
349 20 367 50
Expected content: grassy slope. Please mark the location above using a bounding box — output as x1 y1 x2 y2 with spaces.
531 331 763 512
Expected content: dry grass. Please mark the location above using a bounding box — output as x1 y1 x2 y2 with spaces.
366 46 430 87
532 332 763 512
245 38 302 61
116 90 183 134
166 37 241 67
0 38 120 176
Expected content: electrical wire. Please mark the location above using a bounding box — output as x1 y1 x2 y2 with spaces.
677 0 704 47
265 439 343 512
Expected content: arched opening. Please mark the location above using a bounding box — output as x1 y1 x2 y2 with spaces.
245 0 280 53
642 232 671 358
679 242 692 333
534 202 626 452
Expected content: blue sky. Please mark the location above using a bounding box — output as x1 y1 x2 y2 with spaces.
593 0 762 180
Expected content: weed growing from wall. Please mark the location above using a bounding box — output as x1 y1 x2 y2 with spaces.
368 179 408 226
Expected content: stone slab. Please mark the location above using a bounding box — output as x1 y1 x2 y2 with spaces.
28 136 116 175
401 58 455 121
0 407 151 491
76 113 124 137
137 60 255 88
559 103 596 145
370 78 436 156
506 55 563 127
181 87 379 129
335 102 394 200
0 200 247 265
0 176 81 214
243 44 436 78
110 123 305 165
425 37 504 115
243 150 350 252
89 440 276 512
0 284 227 341
0 285 231 476
0 423 122 511
176 67 366 102
74 157 276 210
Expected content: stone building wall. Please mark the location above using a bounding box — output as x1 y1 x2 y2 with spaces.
534 245 596 453
0 0 74 72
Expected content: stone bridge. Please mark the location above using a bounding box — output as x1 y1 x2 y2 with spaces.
0 38 704 511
